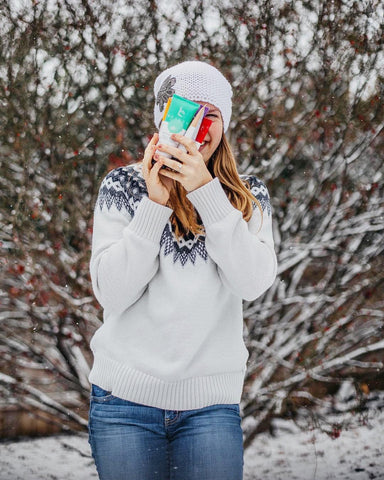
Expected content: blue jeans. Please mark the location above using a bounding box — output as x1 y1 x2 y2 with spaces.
88 384 243 480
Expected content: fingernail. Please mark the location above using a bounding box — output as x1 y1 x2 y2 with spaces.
154 153 159 159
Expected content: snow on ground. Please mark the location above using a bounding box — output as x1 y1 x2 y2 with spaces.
0 410 383 480
243 409 384 480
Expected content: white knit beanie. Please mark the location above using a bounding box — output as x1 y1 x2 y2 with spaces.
154 61 233 133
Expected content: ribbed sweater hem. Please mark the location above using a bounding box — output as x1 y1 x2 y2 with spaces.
88 353 245 411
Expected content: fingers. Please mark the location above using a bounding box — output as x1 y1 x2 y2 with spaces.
159 167 180 182
154 153 184 174
147 132 159 150
142 133 159 178
149 156 164 179
155 143 186 162
156 134 200 161
171 133 199 155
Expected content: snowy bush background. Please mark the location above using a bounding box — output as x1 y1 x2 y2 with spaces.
0 0 383 456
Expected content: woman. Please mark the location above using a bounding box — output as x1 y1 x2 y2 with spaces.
88 60 277 480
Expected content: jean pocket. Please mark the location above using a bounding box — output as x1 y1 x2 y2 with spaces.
218 404 241 415
91 384 115 402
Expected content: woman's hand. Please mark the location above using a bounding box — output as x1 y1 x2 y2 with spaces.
142 133 174 205
155 134 213 192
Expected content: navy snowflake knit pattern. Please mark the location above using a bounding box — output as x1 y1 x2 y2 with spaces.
245 175 272 216
98 167 145 217
97 165 271 266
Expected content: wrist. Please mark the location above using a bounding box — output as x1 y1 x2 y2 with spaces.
149 194 168 206
187 174 213 193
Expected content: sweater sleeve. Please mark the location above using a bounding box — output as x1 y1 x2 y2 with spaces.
90 167 173 315
186 177 277 301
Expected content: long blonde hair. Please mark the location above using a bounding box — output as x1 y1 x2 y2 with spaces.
168 134 263 238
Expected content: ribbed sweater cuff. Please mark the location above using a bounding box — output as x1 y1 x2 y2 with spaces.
127 196 173 243
187 178 234 226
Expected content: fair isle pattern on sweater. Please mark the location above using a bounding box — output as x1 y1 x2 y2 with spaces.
245 175 272 216
98 166 145 217
97 164 271 266
161 224 208 266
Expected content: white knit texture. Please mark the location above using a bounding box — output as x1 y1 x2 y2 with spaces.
154 61 233 132
89 165 277 410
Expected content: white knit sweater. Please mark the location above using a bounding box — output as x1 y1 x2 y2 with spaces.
88 163 277 410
